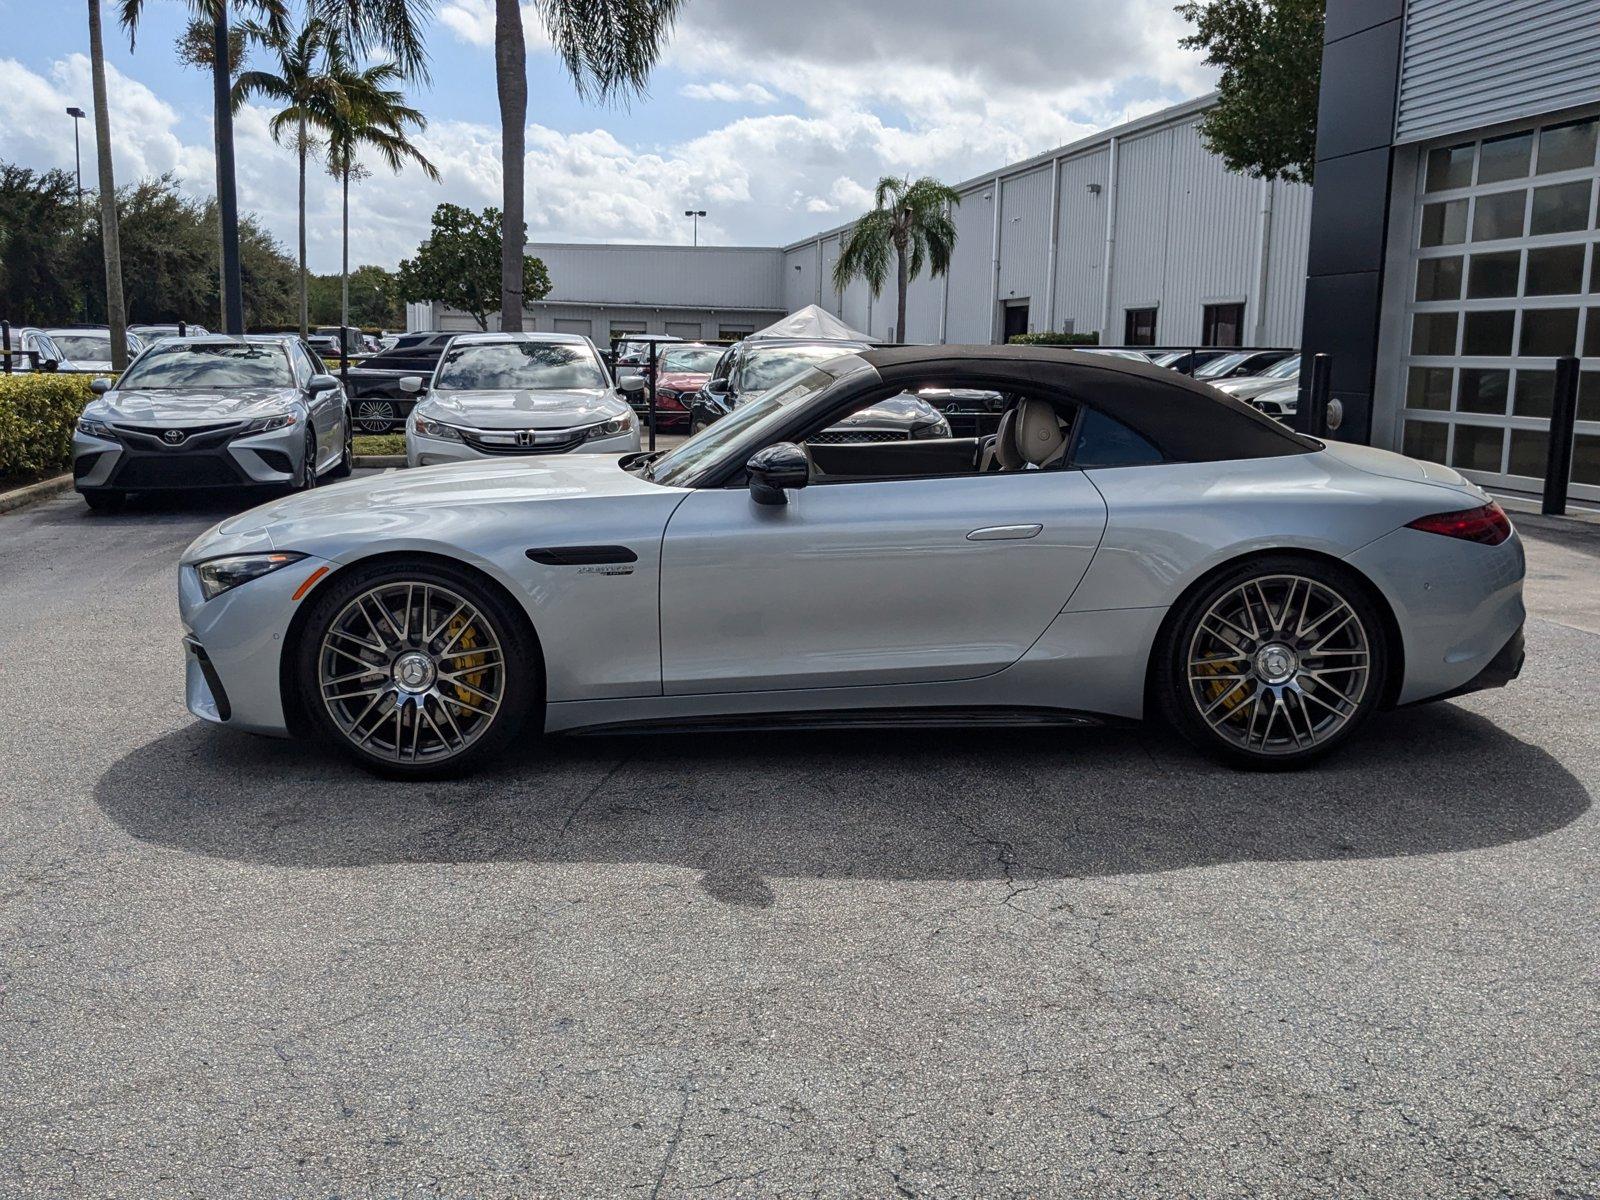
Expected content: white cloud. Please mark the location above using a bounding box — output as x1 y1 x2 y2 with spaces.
437 1 550 50
679 81 776 105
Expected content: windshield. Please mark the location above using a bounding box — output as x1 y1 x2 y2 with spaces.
117 342 293 389
1194 352 1252 379
1262 355 1301 379
434 342 606 392
735 344 859 394
660 347 722 374
51 334 115 361
645 359 868 487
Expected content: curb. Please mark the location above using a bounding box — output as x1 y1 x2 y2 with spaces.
353 455 407 468
0 472 73 516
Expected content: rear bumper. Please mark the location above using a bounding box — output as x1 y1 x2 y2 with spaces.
1417 624 1525 705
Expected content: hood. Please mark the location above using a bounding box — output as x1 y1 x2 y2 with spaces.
836 395 941 429
1320 440 1489 500
656 371 709 390
1213 374 1296 400
418 387 627 430
96 386 300 424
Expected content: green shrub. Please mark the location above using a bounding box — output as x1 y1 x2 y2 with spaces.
1007 330 1101 346
0 373 95 480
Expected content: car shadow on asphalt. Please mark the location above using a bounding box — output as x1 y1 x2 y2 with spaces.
93 704 1589 905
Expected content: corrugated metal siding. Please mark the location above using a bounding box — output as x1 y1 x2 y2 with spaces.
840 272 872 334
1161 120 1261 343
820 236 843 317
529 244 784 309
1053 149 1109 336
783 246 816 311
902 271 944 343
1108 128 1174 330
1396 0 1600 144
996 166 1053 324
944 185 997 342
1261 179 1311 344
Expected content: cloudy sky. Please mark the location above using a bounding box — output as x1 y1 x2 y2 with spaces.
0 0 1215 273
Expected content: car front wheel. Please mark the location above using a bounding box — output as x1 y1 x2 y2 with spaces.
330 407 354 478
295 562 537 778
356 400 397 434
1155 556 1388 769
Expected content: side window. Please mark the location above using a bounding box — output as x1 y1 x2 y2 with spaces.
1070 407 1164 468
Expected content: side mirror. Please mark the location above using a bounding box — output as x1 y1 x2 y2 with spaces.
617 373 648 397
398 375 425 395
308 373 341 394
704 377 730 396
90 377 113 394
746 442 809 506
38 356 60 373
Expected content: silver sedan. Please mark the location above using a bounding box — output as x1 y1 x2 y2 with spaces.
74 335 352 511
177 345 1525 778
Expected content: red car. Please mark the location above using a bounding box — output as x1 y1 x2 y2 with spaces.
648 344 724 429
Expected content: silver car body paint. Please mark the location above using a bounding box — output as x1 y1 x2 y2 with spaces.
178 349 1525 742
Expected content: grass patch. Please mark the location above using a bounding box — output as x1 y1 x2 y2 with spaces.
354 433 406 457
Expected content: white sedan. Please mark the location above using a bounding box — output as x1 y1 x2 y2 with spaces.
178 345 1525 779
403 332 643 466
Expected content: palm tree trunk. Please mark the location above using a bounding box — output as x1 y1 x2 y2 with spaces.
895 247 909 344
85 0 127 370
297 120 308 339
495 0 527 332
340 163 350 333
212 5 244 333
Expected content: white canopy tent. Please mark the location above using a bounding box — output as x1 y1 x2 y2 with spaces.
747 304 873 342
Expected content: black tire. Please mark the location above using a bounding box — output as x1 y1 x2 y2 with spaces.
294 560 539 779
1153 554 1390 770
329 408 354 478
296 426 318 490
81 489 126 513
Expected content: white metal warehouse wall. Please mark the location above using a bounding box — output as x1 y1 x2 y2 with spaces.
782 96 1313 347
1395 0 1600 145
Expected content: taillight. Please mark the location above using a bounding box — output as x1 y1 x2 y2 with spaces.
1406 502 1512 546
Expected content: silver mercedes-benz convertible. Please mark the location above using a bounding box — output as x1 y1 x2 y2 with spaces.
178 345 1525 778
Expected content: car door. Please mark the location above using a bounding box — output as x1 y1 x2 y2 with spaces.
658 468 1109 695
298 341 340 465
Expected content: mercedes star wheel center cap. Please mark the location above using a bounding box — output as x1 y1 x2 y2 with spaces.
393 651 437 694
1255 643 1298 686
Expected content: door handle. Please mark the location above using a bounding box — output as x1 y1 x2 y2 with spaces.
966 523 1043 541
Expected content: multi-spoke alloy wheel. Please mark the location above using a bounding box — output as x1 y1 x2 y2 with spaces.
1159 559 1387 768
356 400 397 434
299 564 534 777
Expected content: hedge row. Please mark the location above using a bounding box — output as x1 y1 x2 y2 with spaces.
1006 331 1102 346
0 373 95 479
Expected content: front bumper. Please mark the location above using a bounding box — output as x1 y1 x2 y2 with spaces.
74 421 304 492
180 553 337 736
406 425 642 467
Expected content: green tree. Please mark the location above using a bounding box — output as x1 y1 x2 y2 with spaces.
396 203 551 331
1176 0 1325 184
308 264 404 328
232 17 341 337
0 165 85 325
116 0 429 332
320 42 438 333
495 1 685 332
831 176 960 343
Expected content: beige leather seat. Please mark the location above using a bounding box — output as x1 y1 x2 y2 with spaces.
981 398 1070 471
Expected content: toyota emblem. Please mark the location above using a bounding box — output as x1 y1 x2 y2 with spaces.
161 428 186 445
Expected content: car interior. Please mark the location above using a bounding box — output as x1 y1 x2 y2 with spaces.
794 380 1163 482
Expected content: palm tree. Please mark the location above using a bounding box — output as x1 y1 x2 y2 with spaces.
495 0 686 331
116 0 427 334
320 47 438 334
85 0 129 369
232 18 338 337
832 176 961 344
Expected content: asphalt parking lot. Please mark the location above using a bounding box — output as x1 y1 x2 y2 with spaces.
2 478 1597 1198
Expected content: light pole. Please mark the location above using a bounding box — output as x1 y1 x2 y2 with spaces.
66 107 86 198
66 106 87 320
684 209 706 247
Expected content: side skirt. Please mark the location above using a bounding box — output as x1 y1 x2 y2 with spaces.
561 705 1113 738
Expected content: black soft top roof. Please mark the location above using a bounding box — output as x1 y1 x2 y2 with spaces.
859 344 1316 462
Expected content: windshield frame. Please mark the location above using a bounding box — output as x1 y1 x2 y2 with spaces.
643 356 875 488
114 340 296 390
430 339 609 393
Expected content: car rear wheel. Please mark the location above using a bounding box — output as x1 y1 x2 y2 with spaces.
295 562 537 778
296 426 318 490
356 400 397 434
330 407 354 478
1155 556 1388 769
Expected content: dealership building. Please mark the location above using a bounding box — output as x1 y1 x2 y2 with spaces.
410 0 1600 504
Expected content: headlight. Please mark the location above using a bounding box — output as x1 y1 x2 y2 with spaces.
238 413 298 435
77 417 118 440
911 418 952 439
195 552 307 601
413 414 465 442
583 412 636 441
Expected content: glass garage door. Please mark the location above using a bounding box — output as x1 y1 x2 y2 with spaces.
1400 114 1600 503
